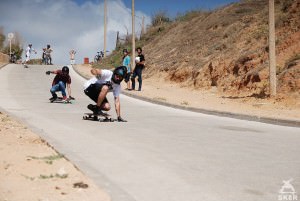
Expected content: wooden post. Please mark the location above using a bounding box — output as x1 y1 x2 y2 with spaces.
116 31 119 49
269 0 276 96
104 0 107 57
131 0 135 69
141 16 145 37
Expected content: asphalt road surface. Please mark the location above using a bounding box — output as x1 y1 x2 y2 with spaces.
0 64 299 201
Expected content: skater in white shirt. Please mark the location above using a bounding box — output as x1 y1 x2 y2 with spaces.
23 44 37 68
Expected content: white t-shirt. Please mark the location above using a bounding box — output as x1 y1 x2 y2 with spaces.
26 46 31 57
84 69 121 97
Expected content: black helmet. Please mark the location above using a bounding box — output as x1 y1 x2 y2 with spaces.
112 66 127 84
62 66 69 74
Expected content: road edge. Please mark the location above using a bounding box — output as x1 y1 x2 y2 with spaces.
72 65 300 128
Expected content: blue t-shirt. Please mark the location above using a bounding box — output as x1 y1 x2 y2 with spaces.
122 55 131 73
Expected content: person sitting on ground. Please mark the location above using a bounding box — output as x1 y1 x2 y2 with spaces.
83 66 127 122
46 66 74 102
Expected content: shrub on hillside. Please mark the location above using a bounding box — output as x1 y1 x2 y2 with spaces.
151 11 171 26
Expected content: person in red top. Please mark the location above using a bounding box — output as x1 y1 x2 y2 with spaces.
46 66 74 102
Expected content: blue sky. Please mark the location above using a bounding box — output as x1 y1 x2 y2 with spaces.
0 0 239 64
76 0 239 18
124 0 239 17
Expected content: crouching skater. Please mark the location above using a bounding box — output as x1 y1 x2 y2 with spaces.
46 66 75 102
84 66 127 122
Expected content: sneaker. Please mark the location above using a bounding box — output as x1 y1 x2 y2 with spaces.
61 96 68 102
49 96 57 102
87 104 97 112
87 104 108 116
93 108 107 116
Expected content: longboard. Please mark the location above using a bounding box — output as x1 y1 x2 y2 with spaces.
50 97 72 104
83 113 115 122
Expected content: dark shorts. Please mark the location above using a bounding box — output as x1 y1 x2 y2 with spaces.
84 83 109 104
125 72 132 83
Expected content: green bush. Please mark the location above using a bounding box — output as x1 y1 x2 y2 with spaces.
3 44 23 60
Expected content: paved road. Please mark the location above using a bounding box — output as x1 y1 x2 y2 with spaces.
0 64 299 201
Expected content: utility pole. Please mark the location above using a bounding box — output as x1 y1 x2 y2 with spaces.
269 0 276 96
141 16 145 37
131 0 135 69
104 0 107 57
116 31 119 49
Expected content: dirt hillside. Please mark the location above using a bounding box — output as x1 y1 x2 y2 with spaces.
141 0 299 98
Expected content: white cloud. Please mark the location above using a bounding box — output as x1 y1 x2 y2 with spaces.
0 0 151 65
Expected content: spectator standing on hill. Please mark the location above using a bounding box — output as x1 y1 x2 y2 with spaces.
45 44 53 65
131 47 145 91
122 49 131 90
69 49 76 65
42 48 47 65
22 44 37 68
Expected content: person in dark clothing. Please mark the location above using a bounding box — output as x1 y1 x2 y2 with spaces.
46 66 74 102
131 47 145 91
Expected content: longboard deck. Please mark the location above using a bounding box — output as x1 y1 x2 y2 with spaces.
83 113 114 122
50 97 72 104
84 112 110 117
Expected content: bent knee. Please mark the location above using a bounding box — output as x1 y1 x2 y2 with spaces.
102 85 109 92
102 103 111 111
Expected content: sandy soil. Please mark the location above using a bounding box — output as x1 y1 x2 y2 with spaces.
0 112 111 201
0 63 299 201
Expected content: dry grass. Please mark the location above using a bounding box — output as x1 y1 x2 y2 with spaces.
100 0 300 98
